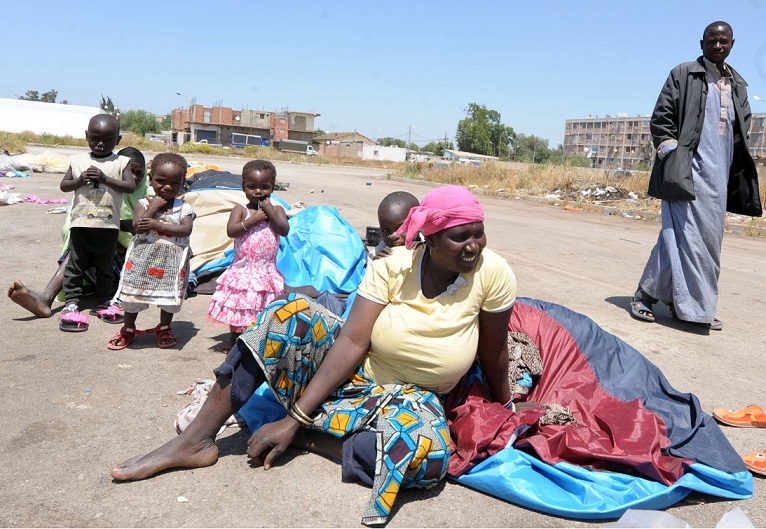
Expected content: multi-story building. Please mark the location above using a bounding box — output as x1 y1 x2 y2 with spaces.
750 113 766 159
565 112 766 168
564 115 654 169
170 103 319 147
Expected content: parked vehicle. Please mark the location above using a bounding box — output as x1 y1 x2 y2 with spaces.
277 139 318 156
196 139 223 147
230 133 271 148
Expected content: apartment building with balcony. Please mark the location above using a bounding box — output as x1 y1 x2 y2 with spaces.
170 104 319 147
750 113 766 159
564 115 654 169
565 112 766 168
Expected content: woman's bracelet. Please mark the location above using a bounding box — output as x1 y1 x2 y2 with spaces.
288 407 312 427
288 403 313 427
241 220 248 232
293 402 313 423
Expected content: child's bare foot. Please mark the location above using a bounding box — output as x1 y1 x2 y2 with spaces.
7 280 52 318
111 435 219 481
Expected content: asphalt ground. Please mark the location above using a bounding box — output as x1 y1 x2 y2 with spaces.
1 147 764 527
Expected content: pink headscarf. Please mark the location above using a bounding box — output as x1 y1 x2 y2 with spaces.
394 185 484 249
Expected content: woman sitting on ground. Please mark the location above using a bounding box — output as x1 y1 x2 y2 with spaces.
111 185 518 526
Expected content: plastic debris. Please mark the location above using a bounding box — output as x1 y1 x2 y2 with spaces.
177 496 188 503
608 509 691 528
716 507 755 528
608 507 755 528
24 196 68 205
0 191 22 205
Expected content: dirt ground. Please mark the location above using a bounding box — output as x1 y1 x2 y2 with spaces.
1 147 764 527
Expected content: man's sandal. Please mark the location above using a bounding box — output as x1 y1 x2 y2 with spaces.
630 299 655 322
743 451 766 476
712 405 766 428
107 327 136 350
669 303 723 331
154 324 178 349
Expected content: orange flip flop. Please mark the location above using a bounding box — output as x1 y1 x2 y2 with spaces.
712 405 766 428
743 451 766 476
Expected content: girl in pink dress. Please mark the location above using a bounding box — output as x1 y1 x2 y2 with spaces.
207 160 290 348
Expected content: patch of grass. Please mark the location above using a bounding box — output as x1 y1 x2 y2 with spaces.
394 161 652 197
740 217 766 238
0 131 29 154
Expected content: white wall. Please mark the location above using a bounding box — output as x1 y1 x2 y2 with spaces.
0 98 104 137
362 144 406 162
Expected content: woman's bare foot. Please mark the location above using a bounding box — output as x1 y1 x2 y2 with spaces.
111 435 219 481
7 280 52 318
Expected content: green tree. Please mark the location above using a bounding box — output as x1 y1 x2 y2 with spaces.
455 103 515 157
313 129 327 138
512 134 552 164
159 115 171 131
421 140 455 157
18 89 59 103
565 155 591 167
100 95 118 117
378 137 405 148
119 110 161 137
407 142 419 152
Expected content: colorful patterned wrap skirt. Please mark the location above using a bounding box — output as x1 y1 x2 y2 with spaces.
237 293 451 526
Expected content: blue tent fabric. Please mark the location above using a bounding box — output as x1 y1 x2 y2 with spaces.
454 451 751 520
276 205 367 294
448 297 752 519
516 298 746 475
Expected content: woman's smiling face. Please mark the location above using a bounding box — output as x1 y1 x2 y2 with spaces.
428 221 486 274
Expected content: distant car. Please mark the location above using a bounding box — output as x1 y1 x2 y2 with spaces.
196 139 223 147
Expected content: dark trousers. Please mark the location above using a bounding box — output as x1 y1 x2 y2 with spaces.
63 227 119 305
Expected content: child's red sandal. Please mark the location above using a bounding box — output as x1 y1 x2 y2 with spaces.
155 324 178 349
107 327 136 350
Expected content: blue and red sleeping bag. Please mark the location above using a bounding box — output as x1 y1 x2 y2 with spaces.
446 298 752 519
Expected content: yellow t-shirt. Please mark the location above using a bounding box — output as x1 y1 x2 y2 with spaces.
358 246 517 394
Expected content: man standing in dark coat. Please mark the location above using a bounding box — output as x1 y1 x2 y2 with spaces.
630 21 761 331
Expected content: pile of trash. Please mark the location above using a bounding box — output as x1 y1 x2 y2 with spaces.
544 182 641 204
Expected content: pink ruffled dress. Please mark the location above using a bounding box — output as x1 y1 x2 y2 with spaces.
207 206 285 331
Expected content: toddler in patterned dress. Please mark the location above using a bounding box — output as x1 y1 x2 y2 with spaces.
207 160 290 349
108 153 195 350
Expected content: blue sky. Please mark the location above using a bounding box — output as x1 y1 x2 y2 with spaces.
4 1 766 147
